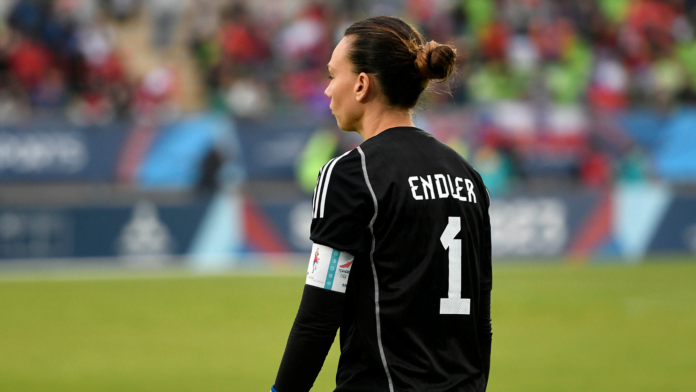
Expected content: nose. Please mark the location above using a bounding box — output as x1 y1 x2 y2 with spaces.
324 84 330 99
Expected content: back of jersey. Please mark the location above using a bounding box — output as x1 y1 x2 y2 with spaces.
310 127 492 392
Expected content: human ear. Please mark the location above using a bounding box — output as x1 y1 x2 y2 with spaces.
355 72 370 103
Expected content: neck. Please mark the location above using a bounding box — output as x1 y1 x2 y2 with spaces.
357 107 414 141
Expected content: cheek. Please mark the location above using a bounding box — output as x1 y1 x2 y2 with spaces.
333 91 360 129
332 80 351 110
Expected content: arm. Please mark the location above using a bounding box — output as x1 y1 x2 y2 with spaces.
274 151 370 391
273 244 356 392
478 289 492 384
274 285 345 392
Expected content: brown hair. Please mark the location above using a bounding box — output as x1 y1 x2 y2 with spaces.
344 16 457 109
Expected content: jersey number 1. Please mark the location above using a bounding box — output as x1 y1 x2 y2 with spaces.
440 217 471 315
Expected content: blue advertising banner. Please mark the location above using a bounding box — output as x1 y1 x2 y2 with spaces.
249 191 603 258
0 199 210 260
649 195 696 254
654 110 696 182
236 118 317 180
0 118 129 182
0 209 74 259
489 190 601 258
138 114 245 189
254 198 314 253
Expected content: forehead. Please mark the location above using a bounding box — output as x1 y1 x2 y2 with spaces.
328 36 353 70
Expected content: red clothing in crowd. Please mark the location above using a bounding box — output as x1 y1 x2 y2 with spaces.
581 153 612 186
220 23 263 62
9 40 51 88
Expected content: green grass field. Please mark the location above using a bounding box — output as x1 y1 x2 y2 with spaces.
1 260 695 392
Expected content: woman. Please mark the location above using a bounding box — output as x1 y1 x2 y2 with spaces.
272 16 492 392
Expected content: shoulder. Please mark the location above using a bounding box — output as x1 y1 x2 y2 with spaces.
312 148 368 218
319 148 363 182
458 156 491 208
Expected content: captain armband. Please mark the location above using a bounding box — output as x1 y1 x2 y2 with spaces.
305 243 354 293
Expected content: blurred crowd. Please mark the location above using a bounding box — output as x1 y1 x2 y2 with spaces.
187 0 696 192
190 0 696 116
5 0 696 119
1 0 695 191
459 0 696 109
189 0 341 118
0 0 181 126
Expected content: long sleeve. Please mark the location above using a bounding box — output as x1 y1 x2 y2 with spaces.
275 150 368 392
274 285 345 392
478 289 492 384
479 184 493 385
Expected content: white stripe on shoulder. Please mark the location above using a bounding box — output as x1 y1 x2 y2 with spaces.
319 150 352 218
311 164 325 218
311 166 322 214
313 159 335 218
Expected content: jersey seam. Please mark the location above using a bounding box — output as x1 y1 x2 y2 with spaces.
357 146 395 392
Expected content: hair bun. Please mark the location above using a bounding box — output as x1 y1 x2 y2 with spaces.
414 41 457 81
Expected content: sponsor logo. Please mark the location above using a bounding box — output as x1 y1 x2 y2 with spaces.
311 248 320 272
0 212 71 258
306 243 354 294
289 202 313 250
490 198 567 257
0 131 88 174
116 201 174 257
340 260 353 268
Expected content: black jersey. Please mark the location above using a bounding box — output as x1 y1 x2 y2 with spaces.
274 127 492 392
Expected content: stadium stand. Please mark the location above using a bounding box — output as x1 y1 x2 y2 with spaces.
1 0 696 263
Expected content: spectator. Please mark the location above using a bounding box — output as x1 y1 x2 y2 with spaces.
8 34 51 89
473 144 513 197
581 151 612 187
0 0 138 123
106 0 139 22
147 0 188 49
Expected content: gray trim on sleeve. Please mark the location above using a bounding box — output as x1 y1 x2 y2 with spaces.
357 146 394 392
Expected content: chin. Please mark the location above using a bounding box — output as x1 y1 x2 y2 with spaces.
336 121 351 132
335 116 356 132
335 117 345 130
